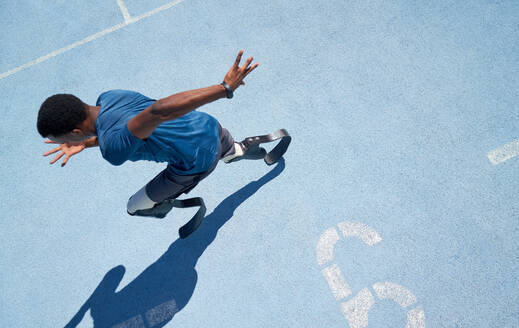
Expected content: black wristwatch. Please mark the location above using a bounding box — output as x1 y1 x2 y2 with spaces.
220 82 234 99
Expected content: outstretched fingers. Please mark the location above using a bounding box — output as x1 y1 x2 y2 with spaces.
61 155 70 167
44 139 59 144
43 146 62 157
224 49 259 90
49 152 65 164
245 62 260 75
240 57 254 72
234 50 244 68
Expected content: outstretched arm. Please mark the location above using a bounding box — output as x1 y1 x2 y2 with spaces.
127 85 226 140
127 49 259 140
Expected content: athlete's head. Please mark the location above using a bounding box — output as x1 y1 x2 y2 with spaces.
37 94 91 143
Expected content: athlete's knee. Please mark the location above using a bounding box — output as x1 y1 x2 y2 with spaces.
127 185 158 215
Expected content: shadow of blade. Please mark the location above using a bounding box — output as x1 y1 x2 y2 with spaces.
64 158 286 328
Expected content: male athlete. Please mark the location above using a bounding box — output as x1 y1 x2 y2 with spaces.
37 50 288 229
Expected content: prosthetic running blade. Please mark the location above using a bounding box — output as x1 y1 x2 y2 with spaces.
127 197 206 239
227 129 291 165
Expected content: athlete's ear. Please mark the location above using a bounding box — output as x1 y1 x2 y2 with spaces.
71 128 83 135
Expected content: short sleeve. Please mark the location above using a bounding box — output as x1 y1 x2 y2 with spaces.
99 122 146 166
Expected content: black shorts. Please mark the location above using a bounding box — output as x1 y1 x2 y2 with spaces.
143 122 236 203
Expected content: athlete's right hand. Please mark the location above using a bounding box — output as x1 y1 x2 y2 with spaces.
43 140 86 167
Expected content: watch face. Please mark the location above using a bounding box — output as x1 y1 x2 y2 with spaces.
221 82 233 98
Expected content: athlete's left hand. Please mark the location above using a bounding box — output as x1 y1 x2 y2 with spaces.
43 140 86 167
223 50 260 91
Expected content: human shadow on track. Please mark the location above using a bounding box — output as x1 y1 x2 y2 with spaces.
64 158 286 328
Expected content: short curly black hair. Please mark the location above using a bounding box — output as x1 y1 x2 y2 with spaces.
37 94 87 138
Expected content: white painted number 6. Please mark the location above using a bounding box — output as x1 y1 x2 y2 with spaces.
316 222 425 327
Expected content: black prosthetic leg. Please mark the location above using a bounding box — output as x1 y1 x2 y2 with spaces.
128 197 206 239
227 129 291 165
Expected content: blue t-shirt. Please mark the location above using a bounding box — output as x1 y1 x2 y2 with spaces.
95 89 220 175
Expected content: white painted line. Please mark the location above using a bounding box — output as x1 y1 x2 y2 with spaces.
487 138 519 165
116 0 132 23
372 282 418 308
322 264 352 301
316 227 340 266
337 222 382 246
127 0 185 24
406 306 426 328
112 314 145 328
0 0 186 80
341 288 375 328
145 299 178 326
0 21 124 80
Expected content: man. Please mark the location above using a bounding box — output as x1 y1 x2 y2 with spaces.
37 50 266 217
